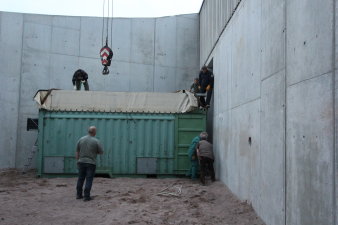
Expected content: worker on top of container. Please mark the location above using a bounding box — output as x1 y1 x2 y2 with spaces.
198 66 214 108
186 135 201 180
190 78 200 94
75 126 103 201
196 132 215 185
72 69 89 91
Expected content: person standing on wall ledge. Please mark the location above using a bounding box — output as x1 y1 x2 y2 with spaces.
196 132 215 185
75 126 103 201
72 69 89 91
198 66 214 108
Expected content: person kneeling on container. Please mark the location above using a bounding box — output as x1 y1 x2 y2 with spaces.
75 126 103 201
196 132 215 185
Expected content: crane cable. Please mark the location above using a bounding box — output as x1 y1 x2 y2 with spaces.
101 0 114 46
100 0 114 75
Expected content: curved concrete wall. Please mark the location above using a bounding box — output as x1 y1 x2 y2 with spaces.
0 11 200 169
200 0 337 224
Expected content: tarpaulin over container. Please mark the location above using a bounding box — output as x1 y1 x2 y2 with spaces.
34 90 198 113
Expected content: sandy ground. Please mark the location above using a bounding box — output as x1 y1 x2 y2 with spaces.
0 170 265 225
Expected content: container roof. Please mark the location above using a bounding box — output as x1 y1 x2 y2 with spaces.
34 90 198 113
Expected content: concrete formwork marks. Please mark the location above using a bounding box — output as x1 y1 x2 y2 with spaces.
0 12 23 169
201 0 336 224
0 12 200 169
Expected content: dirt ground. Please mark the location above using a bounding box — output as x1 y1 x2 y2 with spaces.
0 170 265 225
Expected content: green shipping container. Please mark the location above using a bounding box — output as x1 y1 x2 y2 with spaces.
35 90 206 177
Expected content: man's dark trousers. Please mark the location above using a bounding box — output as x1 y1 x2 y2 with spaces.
206 88 213 106
199 156 215 184
76 162 96 198
199 87 207 107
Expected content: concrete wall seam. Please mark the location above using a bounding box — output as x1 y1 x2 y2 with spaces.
200 0 336 224
284 0 287 224
332 0 337 223
14 15 25 168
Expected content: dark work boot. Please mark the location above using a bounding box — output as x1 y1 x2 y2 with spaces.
83 196 92 202
76 195 83 199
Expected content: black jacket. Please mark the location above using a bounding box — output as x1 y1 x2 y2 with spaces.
198 70 213 89
72 69 88 85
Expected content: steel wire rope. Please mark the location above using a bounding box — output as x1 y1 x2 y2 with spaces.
102 0 106 46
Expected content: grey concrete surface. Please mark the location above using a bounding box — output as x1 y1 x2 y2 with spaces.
0 11 200 169
260 70 285 225
287 73 334 225
230 0 261 108
201 0 337 224
287 0 333 86
1 1 337 224
0 12 23 168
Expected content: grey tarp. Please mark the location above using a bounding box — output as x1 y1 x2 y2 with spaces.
34 90 198 113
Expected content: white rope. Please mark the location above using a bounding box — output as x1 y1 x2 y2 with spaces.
157 185 182 197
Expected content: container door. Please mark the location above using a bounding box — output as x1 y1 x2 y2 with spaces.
175 113 206 174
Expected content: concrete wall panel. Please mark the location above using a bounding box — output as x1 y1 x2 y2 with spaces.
334 5 338 222
0 76 21 168
49 54 79 90
154 66 176 92
107 61 131 92
155 17 176 67
200 0 336 224
199 0 241 65
0 13 23 76
52 16 80 30
175 67 197 91
261 0 285 80
260 71 285 225
129 63 154 92
15 119 38 169
23 22 52 52
23 14 52 26
213 29 232 184
287 0 333 86
51 27 80 56
0 12 23 168
230 0 261 108
20 50 50 114
286 73 334 225
16 49 51 168
79 17 102 58
131 19 155 65
111 19 132 63
230 99 260 205
176 15 199 70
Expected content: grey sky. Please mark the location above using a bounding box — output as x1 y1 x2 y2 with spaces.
0 0 204 17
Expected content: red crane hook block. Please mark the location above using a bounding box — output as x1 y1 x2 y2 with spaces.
100 45 113 75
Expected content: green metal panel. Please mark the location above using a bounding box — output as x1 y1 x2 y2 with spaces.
175 112 207 174
37 110 206 177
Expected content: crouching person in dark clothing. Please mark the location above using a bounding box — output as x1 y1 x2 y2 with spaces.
196 132 215 185
72 69 89 91
75 126 103 201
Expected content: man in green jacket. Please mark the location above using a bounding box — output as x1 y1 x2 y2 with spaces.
186 135 201 179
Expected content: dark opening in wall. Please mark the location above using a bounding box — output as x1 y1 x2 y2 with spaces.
206 58 214 143
27 118 38 131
